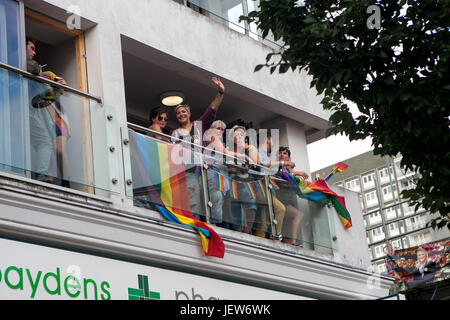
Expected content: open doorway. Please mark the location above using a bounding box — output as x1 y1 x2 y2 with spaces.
24 9 94 193
24 9 87 91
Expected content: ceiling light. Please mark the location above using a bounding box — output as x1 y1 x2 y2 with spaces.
160 91 185 106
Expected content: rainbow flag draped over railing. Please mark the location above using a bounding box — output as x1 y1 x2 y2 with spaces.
130 131 225 258
281 172 352 229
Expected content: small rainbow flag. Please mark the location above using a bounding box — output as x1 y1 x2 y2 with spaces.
214 171 226 192
282 172 352 229
230 179 238 199
255 179 266 199
244 182 256 199
325 162 349 181
269 177 280 190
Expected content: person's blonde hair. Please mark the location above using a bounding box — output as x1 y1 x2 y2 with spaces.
211 120 226 130
175 104 191 114
230 125 245 134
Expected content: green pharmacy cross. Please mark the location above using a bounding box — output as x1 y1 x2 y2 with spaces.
128 274 161 300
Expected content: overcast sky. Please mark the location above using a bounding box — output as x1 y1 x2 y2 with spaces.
307 101 374 172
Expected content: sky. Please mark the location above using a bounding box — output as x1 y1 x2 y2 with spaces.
306 101 374 172
307 134 374 172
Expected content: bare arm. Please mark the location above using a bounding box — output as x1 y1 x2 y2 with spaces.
209 77 225 112
291 170 309 180
247 145 262 165
266 160 296 169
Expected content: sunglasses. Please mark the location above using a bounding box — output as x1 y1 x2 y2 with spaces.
158 116 168 122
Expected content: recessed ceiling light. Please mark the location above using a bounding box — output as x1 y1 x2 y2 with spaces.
160 91 185 106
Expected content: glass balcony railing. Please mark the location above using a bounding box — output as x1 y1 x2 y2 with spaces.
124 126 337 252
268 175 337 253
175 0 283 48
0 62 119 195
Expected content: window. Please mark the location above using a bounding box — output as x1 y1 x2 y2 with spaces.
378 264 386 273
362 173 375 189
366 191 376 202
0 0 21 67
0 0 25 174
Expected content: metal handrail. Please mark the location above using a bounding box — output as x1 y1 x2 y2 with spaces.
127 122 271 173
0 61 102 103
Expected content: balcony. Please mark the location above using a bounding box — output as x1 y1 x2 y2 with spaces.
123 126 339 254
0 59 344 257
0 62 119 197
172 0 282 49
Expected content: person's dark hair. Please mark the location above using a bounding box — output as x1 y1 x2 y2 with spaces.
149 106 168 123
26 37 37 46
278 146 291 157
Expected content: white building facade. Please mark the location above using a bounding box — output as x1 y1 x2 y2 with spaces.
0 0 394 300
313 151 449 275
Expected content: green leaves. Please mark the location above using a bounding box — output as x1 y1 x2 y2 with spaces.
244 0 450 229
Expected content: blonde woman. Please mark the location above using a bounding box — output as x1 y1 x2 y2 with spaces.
413 247 435 280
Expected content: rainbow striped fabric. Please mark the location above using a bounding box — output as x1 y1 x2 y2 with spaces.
325 162 349 181
244 182 256 199
230 179 239 199
130 131 225 258
255 179 266 199
36 71 71 139
281 172 352 229
269 177 280 190
213 170 226 192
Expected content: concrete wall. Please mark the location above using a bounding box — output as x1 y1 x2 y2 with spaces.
40 0 330 122
329 185 372 270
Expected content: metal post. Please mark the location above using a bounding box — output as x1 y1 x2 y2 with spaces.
264 175 278 240
199 155 212 224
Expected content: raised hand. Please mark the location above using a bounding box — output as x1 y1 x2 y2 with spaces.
211 77 225 94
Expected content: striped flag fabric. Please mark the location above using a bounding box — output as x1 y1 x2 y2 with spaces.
325 162 349 181
269 177 280 190
244 182 256 199
281 172 352 229
229 179 239 199
254 179 266 199
130 130 225 258
214 171 226 192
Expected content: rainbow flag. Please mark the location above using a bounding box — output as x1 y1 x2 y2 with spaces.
281 172 352 229
244 182 256 199
230 179 238 199
214 171 226 192
35 71 71 139
130 131 225 258
254 179 266 199
325 162 349 181
269 177 280 191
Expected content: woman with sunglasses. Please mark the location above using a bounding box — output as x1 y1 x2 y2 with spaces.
148 106 170 143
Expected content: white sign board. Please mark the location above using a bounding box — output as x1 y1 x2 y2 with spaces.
0 238 310 300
